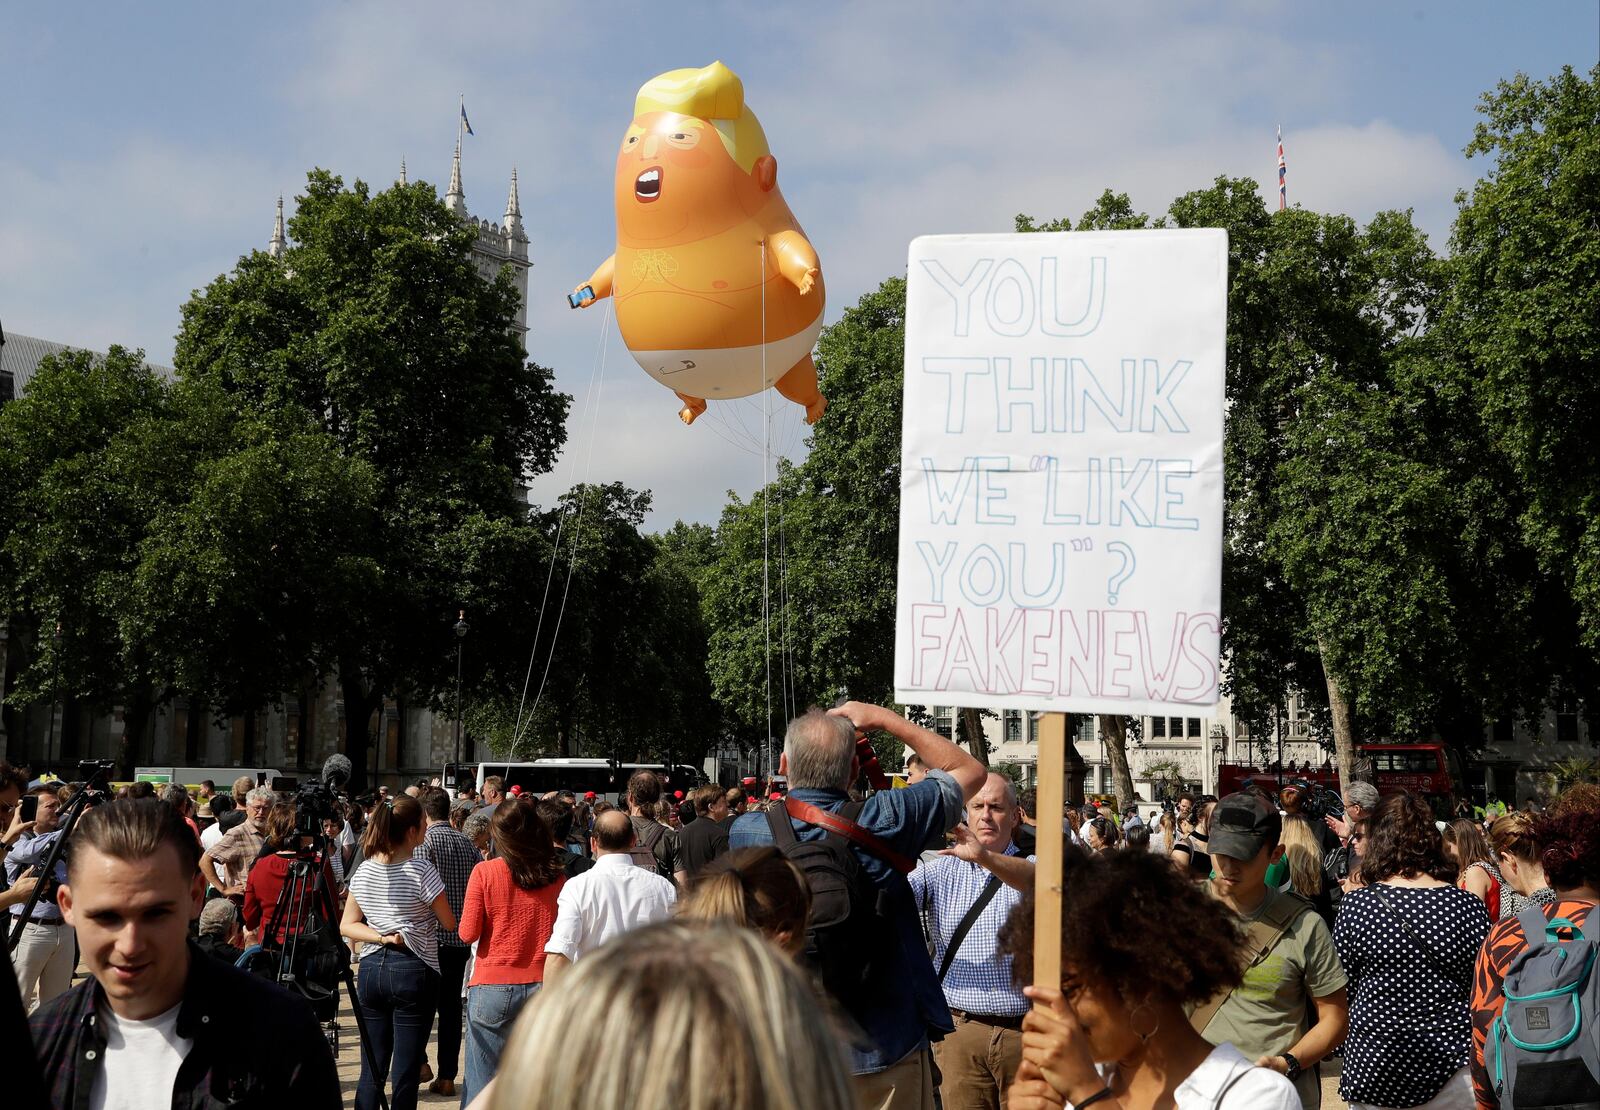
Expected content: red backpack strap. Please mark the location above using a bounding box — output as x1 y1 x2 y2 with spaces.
784 797 918 875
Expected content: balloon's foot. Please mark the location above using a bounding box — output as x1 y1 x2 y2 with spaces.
804 396 828 425
678 400 706 425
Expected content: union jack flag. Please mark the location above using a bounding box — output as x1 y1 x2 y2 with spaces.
1277 126 1286 211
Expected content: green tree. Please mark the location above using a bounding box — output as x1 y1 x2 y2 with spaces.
1449 65 1600 695
175 171 570 787
507 483 719 768
0 348 177 771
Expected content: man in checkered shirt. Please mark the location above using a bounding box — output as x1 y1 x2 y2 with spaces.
417 786 481 1097
908 772 1035 1110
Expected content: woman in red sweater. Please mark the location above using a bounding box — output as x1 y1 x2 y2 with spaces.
243 802 339 945
458 799 565 1106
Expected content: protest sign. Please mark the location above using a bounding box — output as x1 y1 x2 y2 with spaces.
894 230 1227 716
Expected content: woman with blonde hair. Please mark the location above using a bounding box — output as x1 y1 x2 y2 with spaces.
489 921 856 1110
1278 813 1333 924
677 846 811 957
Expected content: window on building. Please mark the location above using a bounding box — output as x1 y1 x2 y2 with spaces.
934 707 954 739
1187 717 1202 737
1073 716 1094 743
1557 709 1579 743
1028 714 1040 744
1083 771 1096 794
1169 717 1184 737
1004 710 1023 744
1493 717 1514 746
1151 716 1167 737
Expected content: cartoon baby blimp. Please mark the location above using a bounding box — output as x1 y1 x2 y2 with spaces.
571 61 827 426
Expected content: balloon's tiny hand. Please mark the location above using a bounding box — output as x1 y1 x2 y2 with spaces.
798 268 818 296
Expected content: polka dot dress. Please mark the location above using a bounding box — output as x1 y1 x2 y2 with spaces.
1334 884 1491 1107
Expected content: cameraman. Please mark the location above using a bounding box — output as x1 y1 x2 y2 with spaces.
7 784 73 1011
243 802 339 946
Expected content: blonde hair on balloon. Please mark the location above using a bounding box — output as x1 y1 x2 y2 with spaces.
634 60 771 173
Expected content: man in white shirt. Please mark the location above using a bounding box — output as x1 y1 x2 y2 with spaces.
544 810 676 979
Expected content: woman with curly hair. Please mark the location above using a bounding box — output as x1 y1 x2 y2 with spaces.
999 847 1298 1108
1470 785 1600 1108
1334 792 1490 1109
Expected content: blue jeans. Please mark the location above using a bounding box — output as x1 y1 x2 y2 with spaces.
462 982 540 1107
355 947 439 1110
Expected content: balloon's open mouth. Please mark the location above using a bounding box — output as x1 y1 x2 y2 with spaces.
635 167 662 202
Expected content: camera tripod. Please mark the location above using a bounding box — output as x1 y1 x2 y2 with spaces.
250 843 390 1110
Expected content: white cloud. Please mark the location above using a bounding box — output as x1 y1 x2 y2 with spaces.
2 1 1485 530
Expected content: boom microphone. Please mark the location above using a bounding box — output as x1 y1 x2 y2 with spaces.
321 754 353 791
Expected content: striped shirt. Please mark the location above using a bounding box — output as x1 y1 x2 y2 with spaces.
347 857 447 972
908 844 1031 1016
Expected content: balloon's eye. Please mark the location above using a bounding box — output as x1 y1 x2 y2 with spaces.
626 136 638 144
671 133 687 141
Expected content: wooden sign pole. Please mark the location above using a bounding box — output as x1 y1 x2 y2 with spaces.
1032 712 1066 991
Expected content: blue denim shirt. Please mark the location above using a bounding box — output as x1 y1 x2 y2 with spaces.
730 770 965 1074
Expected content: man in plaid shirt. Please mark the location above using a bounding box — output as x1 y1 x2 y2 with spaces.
417 787 481 1097
908 772 1035 1110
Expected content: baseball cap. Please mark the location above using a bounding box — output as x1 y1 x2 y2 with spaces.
673 790 684 799
768 792 783 801
509 784 523 796
1207 792 1282 861
583 791 597 801
746 796 758 806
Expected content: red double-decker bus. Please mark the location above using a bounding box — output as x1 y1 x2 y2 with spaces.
1217 742 1461 817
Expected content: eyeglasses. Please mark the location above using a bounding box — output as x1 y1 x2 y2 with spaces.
1351 833 1366 842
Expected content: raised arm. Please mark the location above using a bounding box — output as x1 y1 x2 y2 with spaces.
766 230 820 295
572 255 616 306
942 824 1036 893
829 701 986 801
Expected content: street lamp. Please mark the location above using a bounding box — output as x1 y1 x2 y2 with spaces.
453 610 468 768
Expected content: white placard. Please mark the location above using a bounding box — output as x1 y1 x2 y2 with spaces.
893 230 1227 716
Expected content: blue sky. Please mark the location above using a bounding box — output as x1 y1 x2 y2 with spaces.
3 1 1596 526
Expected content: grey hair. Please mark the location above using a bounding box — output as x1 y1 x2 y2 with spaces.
245 786 274 806
782 710 856 790
197 898 237 936
462 810 492 841
160 784 190 809
492 921 855 1110
986 772 1018 808
1344 782 1380 811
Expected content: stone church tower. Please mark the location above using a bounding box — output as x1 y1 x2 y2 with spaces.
269 141 531 348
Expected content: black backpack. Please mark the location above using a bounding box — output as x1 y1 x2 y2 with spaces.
766 800 896 1008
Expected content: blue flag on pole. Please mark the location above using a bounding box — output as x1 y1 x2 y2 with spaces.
460 101 474 137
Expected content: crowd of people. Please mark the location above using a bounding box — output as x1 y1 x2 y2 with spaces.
2 713 1597 1110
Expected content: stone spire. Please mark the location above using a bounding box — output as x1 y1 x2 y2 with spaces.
445 136 466 215
504 168 528 259
399 157 407 185
268 196 287 258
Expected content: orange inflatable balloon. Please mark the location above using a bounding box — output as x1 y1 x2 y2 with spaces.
571 61 827 426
